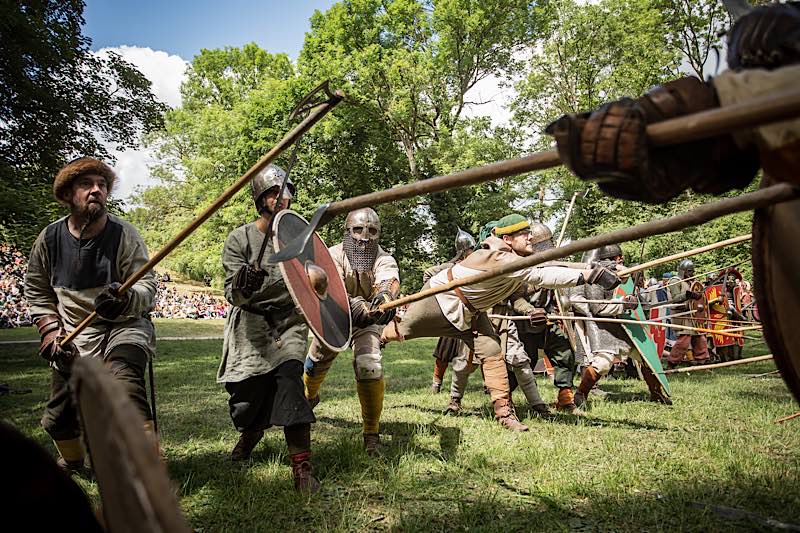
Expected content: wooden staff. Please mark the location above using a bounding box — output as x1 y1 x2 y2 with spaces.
616 234 751 277
776 411 800 424
663 354 773 374
60 90 344 346
553 190 583 352
314 87 800 226
382 183 799 312
639 259 750 293
487 314 746 338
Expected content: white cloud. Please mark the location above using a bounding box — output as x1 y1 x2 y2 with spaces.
93 46 188 203
462 72 515 127
97 45 188 108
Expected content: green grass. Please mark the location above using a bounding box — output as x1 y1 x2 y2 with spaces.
1 324 798 532
0 318 225 341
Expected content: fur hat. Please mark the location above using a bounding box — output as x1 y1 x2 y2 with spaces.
53 157 116 205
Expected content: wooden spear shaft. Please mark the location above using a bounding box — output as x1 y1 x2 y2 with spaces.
488 314 746 338
61 91 344 346
663 354 773 374
324 87 800 223
381 183 799 312
616 234 751 277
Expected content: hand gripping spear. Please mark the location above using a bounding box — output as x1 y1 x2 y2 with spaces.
271 87 800 264
59 84 344 347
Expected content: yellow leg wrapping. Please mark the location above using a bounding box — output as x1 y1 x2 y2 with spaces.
54 438 84 462
357 379 385 435
304 370 329 400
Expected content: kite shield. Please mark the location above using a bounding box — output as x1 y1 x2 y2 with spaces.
70 357 191 533
648 306 667 356
273 209 351 352
614 278 671 396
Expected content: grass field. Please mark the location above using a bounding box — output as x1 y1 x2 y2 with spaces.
1 321 798 531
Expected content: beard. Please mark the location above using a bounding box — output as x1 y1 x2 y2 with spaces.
73 200 106 227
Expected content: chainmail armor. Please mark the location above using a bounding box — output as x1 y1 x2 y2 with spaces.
343 233 379 272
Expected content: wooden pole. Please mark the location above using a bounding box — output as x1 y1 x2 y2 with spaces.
616 234 751 277
61 90 344 346
382 183 800 312
663 354 773 374
776 411 800 424
323 87 800 224
488 314 746 337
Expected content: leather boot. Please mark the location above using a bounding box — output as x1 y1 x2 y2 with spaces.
641 366 673 405
363 433 382 456
556 388 583 415
530 403 555 420
290 451 320 493
444 396 462 415
493 398 528 431
231 430 264 461
574 367 600 407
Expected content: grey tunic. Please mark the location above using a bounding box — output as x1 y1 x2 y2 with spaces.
25 214 156 372
568 283 631 356
218 222 309 383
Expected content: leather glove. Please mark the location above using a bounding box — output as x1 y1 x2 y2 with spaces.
586 266 621 290
35 315 78 367
371 290 393 309
622 294 638 310
685 290 703 301
528 308 548 328
350 297 397 328
233 264 266 297
94 282 130 320
545 78 757 203
727 3 800 71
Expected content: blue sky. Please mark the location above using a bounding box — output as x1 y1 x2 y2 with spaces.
84 0 338 60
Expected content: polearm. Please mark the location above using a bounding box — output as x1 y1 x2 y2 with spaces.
60 89 345 346
553 190 583 351
638 259 750 293
382 183 798 312
272 87 800 262
615 234 751 277
489 314 748 338
663 354 773 374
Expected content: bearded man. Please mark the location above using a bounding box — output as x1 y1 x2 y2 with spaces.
218 164 319 492
303 207 399 454
25 157 157 474
382 213 621 430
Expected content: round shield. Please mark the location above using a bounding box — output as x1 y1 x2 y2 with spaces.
70 357 191 533
273 209 351 351
752 189 800 403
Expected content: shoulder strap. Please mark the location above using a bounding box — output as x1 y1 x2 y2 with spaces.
447 268 477 313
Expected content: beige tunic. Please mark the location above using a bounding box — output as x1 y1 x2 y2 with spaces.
429 237 583 331
327 242 399 300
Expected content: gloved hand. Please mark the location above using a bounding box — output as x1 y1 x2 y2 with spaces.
727 3 800 71
621 294 639 310
586 266 621 290
371 290 393 309
94 282 130 320
528 308 548 328
35 315 78 367
350 297 397 328
233 264 266 297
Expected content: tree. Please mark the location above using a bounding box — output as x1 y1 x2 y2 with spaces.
659 0 730 80
0 0 167 249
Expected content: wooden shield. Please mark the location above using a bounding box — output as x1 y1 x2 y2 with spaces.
70 357 191 533
272 209 351 352
614 278 671 396
704 283 736 348
648 307 667 356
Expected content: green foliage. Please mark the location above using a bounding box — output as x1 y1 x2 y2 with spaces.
0 0 167 249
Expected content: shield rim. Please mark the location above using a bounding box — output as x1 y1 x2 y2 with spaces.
272 209 352 352
614 279 671 396
70 357 191 533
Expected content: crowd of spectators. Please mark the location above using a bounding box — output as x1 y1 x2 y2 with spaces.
0 244 31 328
0 244 228 327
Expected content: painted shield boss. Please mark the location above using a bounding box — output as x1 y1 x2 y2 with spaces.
70 357 191 533
273 209 352 352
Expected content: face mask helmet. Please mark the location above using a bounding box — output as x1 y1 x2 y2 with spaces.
343 207 381 272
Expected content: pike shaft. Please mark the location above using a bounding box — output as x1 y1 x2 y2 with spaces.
61 91 344 346
616 234 751 277
663 354 773 374
325 88 800 223
383 183 799 312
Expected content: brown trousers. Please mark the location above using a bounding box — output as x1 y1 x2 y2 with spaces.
384 299 510 402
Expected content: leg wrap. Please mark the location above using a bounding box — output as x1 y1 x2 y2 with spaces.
449 357 476 400
481 355 511 403
433 359 448 383
511 364 544 406
668 335 691 363
589 351 615 377
303 356 333 400
356 379 384 435
53 438 84 463
691 335 709 362
284 423 311 455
